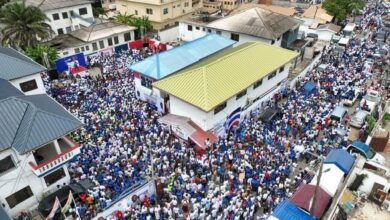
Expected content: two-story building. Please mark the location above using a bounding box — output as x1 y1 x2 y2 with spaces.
129 34 236 112
49 21 136 57
179 7 301 48
0 47 46 95
153 42 298 138
0 79 83 218
23 0 95 36
115 0 196 30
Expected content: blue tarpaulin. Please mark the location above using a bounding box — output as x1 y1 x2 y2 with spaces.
115 43 129 53
129 34 236 80
350 140 369 152
324 149 355 174
303 81 316 93
272 200 315 220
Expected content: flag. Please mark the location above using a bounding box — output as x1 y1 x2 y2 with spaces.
225 107 241 130
46 197 61 220
61 191 73 213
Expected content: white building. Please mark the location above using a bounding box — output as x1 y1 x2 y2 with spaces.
23 0 95 36
0 47 46 95
129 34 236 112
315 23 341 41
178 7 301 48
49 21 136 57
0 79 83 218
154 42 298 138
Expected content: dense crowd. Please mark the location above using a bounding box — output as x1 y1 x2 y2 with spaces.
42 1 389 219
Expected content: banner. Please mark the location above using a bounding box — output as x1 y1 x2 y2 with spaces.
55 53 86 72
61 191 73 213
46 197 61 220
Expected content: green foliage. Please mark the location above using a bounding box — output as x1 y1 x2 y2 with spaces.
0 2 53 48
322 0 365 21
93 6 108 19
367 115 376 133
113 13 152 38
383 112 390 125
25 44 59 68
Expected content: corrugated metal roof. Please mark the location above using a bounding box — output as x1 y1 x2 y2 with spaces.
24 0 93 11
154 42 298 112
0 95 83 154
290 184 332 219
0 78 24 100
129 34 236 80
324 149 355 174
207 7 301 40
272 200 315 220
70 21 136 42
0 47 46 80
351 140 369 152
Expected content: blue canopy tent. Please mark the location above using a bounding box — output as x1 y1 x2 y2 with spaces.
303 81 317 94
272 200 315 220
324 149 355 174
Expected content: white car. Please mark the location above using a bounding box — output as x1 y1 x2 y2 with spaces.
349 110 369 128
360 90 381 113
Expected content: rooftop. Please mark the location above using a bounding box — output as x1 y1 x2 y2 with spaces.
233 3 296 17
272 200 315 220
154 42 298 112
0 81 83 154
0 47 46 80
302 5 333 22
317 23 342 33
49 34 85 50
70 21 136 42
23 0 93 11
129 34 236 80
206 7 301 40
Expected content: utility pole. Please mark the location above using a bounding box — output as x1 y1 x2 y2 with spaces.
310 155 323 216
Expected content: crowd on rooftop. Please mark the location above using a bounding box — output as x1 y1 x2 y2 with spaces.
40 1 389 219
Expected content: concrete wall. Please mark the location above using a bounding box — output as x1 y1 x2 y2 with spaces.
0 148 71 218
169 96 209 129
158 25 180 43
10 73 46 95
316 30 336 41
45 3 94 35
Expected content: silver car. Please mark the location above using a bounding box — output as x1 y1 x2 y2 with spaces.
349 110 369 128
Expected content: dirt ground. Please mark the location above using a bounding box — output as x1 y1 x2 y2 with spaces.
349 201 390 220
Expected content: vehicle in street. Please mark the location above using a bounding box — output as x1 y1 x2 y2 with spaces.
342 88 362 106
349 110 369 128
360 90 381 113
330 106 349 123
346 140 386 165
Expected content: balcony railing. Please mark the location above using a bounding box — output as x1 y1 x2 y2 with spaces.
29 136 81 177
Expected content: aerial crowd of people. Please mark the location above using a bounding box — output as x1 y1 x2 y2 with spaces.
41 1 389 219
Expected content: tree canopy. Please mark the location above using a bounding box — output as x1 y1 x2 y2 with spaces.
113 13 152 38
322 0 365 21
25 44 59 68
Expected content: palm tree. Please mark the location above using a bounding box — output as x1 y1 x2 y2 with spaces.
113 13 135 25
0 2 53 48
348 0 364 16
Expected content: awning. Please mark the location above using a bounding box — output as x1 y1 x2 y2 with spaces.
324 149 355 174
0 206 10 220
159 114 217 148
310 163 345 196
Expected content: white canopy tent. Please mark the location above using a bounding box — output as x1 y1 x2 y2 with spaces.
310 163 344 197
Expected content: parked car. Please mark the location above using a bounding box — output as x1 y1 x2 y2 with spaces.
342 88 362 106
330 106 349 124
360 90 381 113
349 110 369 128
346 140 386 165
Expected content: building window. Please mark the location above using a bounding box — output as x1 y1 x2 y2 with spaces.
79 8 88 15
92 42 98 51
208 29 211 33
20 80 38 92
135 10 138 15
141 75 153 89
44 168 66 186
57 28 64 35
108 37 113 46
146 8 153 15
63 51 69 56
6 186 34 208
85 45 90 51
271 40 275 44
277 37 281 41
236 89 247 100
163 8 168 14
279 66 285 73
52 13 60 20
253 79 263 89
202 27 205 31
0 156 16 175
114 36 119 44
65 26 72 33
62 12 68 19
74 48 80 53
268 71 277 80
80 47 85 52
196 26 200 30
184 2 189 7
214 102 227 115
216 30 221 35
124 32 131 41
231 33 239 41
99 40 105 49
69 10 74 17
187 25 193 31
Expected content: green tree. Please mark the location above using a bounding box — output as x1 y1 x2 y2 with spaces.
348 0 365 16
323 0 364 21
0 2 53 48
113 12 135 25
25 44 58 68
0 0 8 9
114 13 152 39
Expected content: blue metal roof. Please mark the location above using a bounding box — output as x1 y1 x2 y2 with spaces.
129 34 236 80
0 205 10 220
324 149 355 174
351 140 369 153
273 200 315 220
